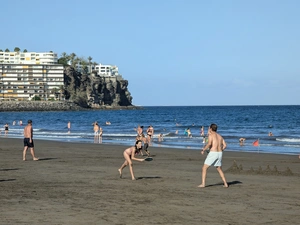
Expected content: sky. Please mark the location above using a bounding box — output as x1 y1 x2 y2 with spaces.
2 0 300 106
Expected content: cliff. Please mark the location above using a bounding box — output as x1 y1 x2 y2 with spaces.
64 66 133 108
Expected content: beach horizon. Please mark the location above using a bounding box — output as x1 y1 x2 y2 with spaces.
0 138 299 224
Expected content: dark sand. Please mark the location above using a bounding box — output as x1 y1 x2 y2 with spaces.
0 138 299 225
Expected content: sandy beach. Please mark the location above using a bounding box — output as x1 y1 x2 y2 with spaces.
0 138 299 225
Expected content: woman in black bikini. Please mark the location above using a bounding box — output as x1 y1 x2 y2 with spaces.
4 123 9 135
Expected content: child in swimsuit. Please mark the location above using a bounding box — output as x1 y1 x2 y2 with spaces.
118 140 145 180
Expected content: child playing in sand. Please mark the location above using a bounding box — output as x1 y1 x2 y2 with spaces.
118 140 145 180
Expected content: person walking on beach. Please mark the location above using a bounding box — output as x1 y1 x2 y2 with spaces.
142 136 150 156
23 120 39 161
118 140 145 180
198 123 228 188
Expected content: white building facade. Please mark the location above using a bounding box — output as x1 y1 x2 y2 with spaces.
92 64 119 76
75 63 119 76
0 51 58 64
0 51 64 101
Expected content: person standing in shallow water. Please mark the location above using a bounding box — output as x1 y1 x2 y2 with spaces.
118 140 145 180
67 121 71 133
198 123 228 188
23 120 39 161
4 123 9 136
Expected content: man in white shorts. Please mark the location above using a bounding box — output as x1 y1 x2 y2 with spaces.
198 123 228 188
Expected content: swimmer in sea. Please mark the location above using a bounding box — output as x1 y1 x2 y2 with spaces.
118 140 145 180
239 138 246 146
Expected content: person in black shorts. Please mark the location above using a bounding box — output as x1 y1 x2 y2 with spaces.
4 123 9 135
23 120 39 161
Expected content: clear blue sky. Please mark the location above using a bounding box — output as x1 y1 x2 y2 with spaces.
2 0 300 106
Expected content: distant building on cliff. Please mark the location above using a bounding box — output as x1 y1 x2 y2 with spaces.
75 63 119 77
92 64 119 76
0 51 63 101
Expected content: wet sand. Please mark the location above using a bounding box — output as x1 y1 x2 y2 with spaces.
0 138 299 225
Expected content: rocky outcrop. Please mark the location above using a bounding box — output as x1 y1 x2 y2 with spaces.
0 101 86 111
63 66 133 108
0 101 140 112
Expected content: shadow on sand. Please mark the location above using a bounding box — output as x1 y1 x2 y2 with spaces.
205 180 242 188
37 158 58 161
0 179 16 182
136 176 162 180
0 168 19 171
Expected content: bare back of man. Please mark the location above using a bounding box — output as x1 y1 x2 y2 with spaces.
208 132 226 152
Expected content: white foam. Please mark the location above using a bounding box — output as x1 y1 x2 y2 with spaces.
276 138 300 143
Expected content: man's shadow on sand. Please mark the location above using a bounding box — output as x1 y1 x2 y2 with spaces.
136 176 162 180
0 168 19 171
205 180 242 188
37 158 58 161
0 179 16 182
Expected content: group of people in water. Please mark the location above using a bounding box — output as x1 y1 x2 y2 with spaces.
0 120 23 136
93 121 103 143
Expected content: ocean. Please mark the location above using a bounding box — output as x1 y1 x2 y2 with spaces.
1 105 300 155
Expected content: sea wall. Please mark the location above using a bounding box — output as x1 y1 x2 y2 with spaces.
0 101 142 112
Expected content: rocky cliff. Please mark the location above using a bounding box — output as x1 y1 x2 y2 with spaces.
64 66 133 108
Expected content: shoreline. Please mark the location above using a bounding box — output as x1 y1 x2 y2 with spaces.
1 136 299 156
1 138 299 224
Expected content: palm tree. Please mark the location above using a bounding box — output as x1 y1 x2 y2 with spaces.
88 56 92 74
59 85 65 100
5 48 10 52
14 47 20 52
23 49 28 52
69 53 76 67
51 88 58 100
61 52 68 59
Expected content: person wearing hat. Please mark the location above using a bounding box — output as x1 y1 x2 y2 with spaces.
23 120 39 161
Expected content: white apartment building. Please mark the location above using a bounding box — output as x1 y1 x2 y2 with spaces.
0 51 58 64
0 51 63 101
93 64 119 76
75 63 119 76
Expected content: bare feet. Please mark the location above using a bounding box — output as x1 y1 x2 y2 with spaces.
198 184 205 188
118 169 122 178
33 158 39 161
224 183 229 188
23 158 26 161
132 178 136 181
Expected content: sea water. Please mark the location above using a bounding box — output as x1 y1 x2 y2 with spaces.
0 105 299 155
